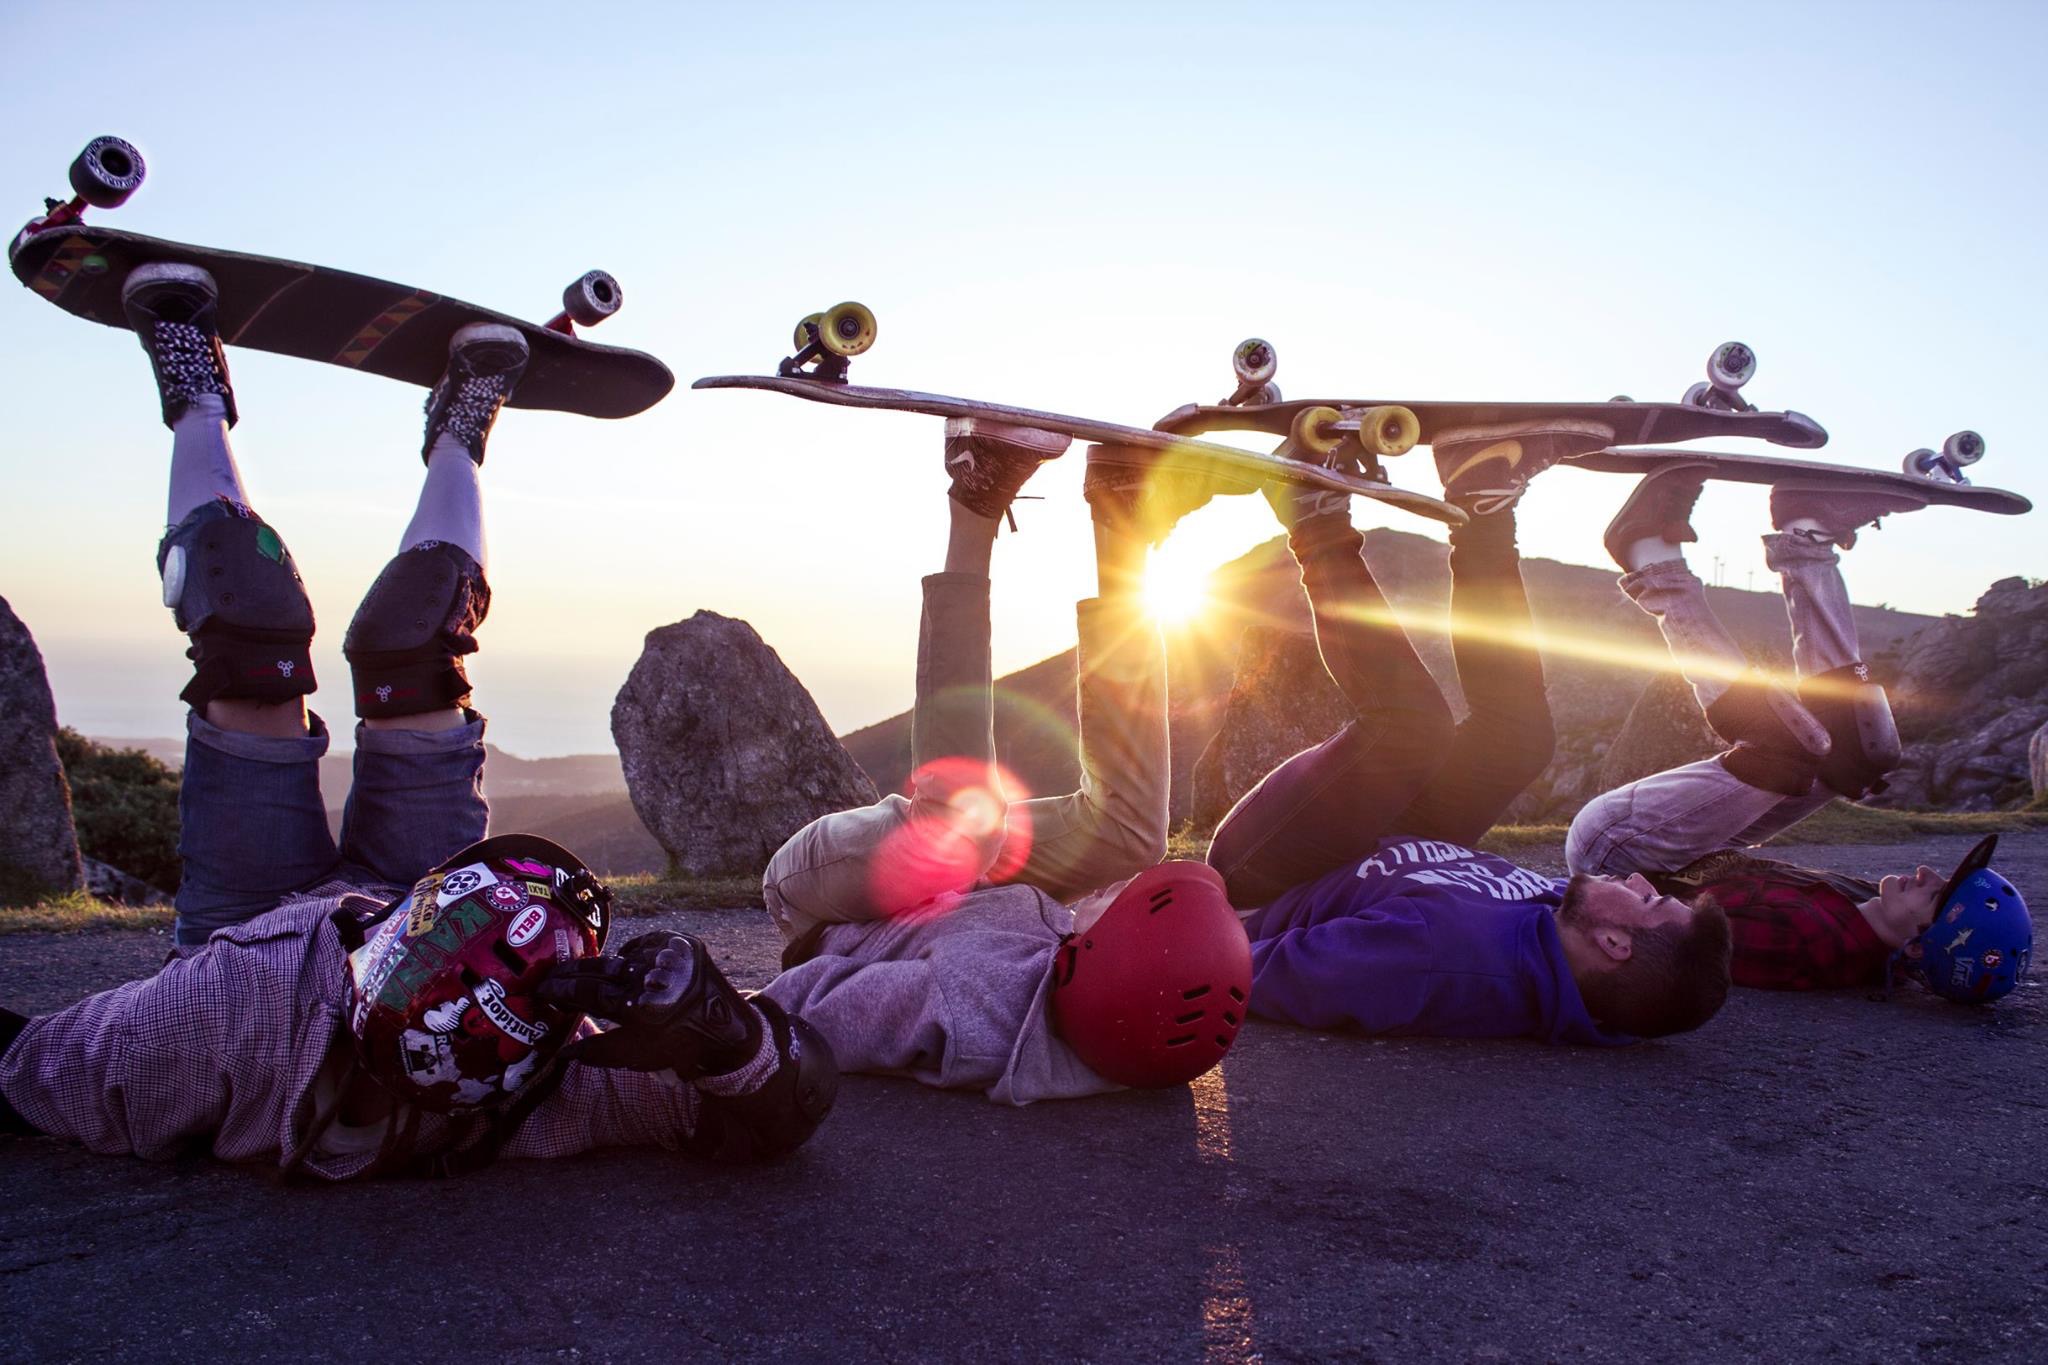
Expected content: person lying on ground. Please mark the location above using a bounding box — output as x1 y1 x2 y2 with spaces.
1565 465 2031 1002
0 266 834 1177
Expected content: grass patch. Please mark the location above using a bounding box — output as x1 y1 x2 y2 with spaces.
1478 825 1572 858
1758 800 2048 845
608 872 765 916
0 891 173 935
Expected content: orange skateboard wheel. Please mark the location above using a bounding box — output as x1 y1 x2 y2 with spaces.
1353 405 1421 458
1290 405 1345 458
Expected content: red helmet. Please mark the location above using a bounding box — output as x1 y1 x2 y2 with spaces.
346 834 611 1112
1049 861 1253 1088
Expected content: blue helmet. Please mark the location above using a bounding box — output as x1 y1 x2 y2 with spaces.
1913 835 2031 1004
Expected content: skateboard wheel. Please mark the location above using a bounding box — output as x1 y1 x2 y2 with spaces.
793 312 824 353
1682 381 1712 409
1707 341 1756 391
1609 394 1634 403
1902 448 1941 480
1253 383 1282 405
818 301 877 357
1943 430 1985 465
1232 338 1278 387
1291 405 1346 458
69 136 145 209
1354 405 1421 458
561 270 622 327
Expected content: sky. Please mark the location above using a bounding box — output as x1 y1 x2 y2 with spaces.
3 1 2043 757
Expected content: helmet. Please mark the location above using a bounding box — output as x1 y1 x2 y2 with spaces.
346 834 612 1111
1914 835 2032 1004
1049 861 1252 1088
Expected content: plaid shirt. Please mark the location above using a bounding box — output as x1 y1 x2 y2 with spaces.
1652 851 1888 991
0 886 778 1180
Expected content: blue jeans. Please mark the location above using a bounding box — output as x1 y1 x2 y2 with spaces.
174 709 488 946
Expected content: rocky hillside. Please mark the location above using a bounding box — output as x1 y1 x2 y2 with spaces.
842 530 1941 827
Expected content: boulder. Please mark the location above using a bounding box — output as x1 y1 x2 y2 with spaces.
1594 671 1723 796
612 611 877 878
1189 626 1353 829
0 598 83 900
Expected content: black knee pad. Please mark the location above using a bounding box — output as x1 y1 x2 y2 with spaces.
1799 664 1902 799
1703 674 1829 758
157 501 316 708
682 1000 839 1164
343 542 490 719
1718 743 1822 798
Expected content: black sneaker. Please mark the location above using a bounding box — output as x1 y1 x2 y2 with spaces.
1431 418 1613 514
1602 462 1710 571
422 322 530 464
1082 445 1253 545
121 262 237 428
944 418 1069 519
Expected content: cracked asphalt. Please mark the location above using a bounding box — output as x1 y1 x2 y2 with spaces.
2 834 2043 1363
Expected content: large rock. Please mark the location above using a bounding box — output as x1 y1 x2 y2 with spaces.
0 598 83 901
1594 671 1723 796
1189 626 1352 829
612 611 877 878
1876 577 2048 809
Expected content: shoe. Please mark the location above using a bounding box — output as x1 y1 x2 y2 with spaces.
1261 471 1351 532
1769 481 1926 550
1431 418 1614 514
1602 462 1710 571
943 418 1069 519
121 262 237 428
422 322 530 464
1082 445 1252 545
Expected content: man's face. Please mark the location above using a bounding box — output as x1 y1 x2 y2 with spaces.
1872 864 1944 951
1561 873 1694 937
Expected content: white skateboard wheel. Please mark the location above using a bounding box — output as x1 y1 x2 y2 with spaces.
1233 338 1277 387
1943 430 1984 465
70 136 145 209
561 270 622 327
1707 341 1756 391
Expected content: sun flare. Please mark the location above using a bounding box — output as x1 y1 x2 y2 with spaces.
1143 549 1213 624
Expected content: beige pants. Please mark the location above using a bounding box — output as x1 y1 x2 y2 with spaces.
763 572 1168 956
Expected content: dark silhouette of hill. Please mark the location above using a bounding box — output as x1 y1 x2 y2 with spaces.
841 530 1939 825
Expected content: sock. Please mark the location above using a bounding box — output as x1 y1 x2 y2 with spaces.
400 439 488 570
166 395 250 526
1626 536 1685 573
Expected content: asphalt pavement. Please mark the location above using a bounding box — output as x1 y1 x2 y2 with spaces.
2 833 2043 1363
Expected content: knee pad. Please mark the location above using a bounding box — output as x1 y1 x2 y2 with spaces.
1718 743 1822 798
343 542 490 719
1703 674 1830 760
682 999 839 1164
1799 664 1902 799
157 501 316 708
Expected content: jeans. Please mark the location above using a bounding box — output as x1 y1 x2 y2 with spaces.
1565 534 1861 877
174 708 489 946
1206 511 1556 908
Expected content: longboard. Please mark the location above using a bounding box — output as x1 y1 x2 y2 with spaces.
1563 446 2030 516
691 375 1469 526
11 137 673 419
1156 336 1828 449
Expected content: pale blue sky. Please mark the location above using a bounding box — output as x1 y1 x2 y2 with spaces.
3 1 2043 755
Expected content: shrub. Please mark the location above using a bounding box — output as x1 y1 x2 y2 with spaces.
54 729 181 893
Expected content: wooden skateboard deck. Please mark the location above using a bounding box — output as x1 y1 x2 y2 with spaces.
1564 446 2030 515
1155 396 1829 450
10 225 674 418
691 375 1469 525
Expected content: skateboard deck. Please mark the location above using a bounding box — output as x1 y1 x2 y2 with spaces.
1155 395 1829 450
10 224 674 418
1564 446 2030 515
691 375 1469 525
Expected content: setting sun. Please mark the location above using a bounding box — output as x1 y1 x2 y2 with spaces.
1143 545 1214 624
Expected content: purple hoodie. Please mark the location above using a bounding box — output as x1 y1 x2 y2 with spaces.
1243 837 1629 1046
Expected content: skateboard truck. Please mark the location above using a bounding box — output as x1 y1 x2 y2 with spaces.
1224 337 1282 406
543 270 623 336
1902 430 1985 485
779 301 878 382
10 136 145 263
1681 341 1759 414
1276 402 1422 483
